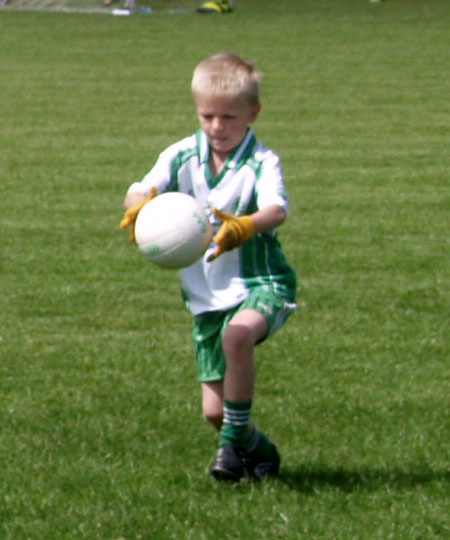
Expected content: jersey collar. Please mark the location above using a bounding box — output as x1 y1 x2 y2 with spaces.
197 128 256 169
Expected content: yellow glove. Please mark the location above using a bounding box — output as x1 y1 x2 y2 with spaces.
207 207 255 262
120 187 157 243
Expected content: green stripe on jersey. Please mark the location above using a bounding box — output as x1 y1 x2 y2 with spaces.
240 232 296 300
168 147 198 191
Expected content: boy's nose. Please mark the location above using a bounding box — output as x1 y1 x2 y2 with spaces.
211 117 224 131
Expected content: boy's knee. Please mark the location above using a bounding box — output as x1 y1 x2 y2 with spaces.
222 324 253 357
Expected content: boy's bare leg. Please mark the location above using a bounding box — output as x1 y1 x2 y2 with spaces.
201 309 267 432
208 310 280 480
201 381 223 431
222 309 268 402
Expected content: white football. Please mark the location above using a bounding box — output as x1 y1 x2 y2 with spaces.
134 192 212 269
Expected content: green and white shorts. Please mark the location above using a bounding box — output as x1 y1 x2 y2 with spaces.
192 288 297 382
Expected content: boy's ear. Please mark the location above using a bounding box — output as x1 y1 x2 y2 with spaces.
250 103 261 123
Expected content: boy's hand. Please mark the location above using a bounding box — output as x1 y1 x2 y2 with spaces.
120 187 157 243
207 207 255 262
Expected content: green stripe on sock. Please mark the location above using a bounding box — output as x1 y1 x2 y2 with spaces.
220 399 252 447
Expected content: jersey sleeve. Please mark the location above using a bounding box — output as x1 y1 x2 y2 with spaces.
254 152 289 213
126 147 174 197
126 135 194 197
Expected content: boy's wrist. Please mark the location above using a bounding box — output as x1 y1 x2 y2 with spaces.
207 209 256 262
237 215 255 242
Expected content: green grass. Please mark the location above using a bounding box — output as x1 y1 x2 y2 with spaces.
1 1 449 538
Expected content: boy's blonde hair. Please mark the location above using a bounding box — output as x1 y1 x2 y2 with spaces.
191 52 262 106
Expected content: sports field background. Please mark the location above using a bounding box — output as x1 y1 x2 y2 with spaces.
1 0 449 538
0 0 201 12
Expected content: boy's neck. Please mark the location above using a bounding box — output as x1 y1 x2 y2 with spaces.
209 150 229 178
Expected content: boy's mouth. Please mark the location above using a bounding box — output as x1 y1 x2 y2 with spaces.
210 137 227 147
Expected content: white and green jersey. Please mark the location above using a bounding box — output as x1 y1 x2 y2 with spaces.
127 128 297 315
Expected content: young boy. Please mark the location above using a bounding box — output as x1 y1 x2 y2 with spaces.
120 52 297 482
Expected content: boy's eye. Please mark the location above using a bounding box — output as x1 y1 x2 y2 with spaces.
201 114 236 121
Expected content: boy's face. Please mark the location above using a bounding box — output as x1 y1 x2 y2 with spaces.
195 94 261 159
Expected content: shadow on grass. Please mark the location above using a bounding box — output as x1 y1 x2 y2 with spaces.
277 465 450 493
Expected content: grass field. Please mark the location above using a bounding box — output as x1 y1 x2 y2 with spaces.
1 0 449 538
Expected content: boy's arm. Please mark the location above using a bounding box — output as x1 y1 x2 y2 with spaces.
208 204 286 262
250 204 286 234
